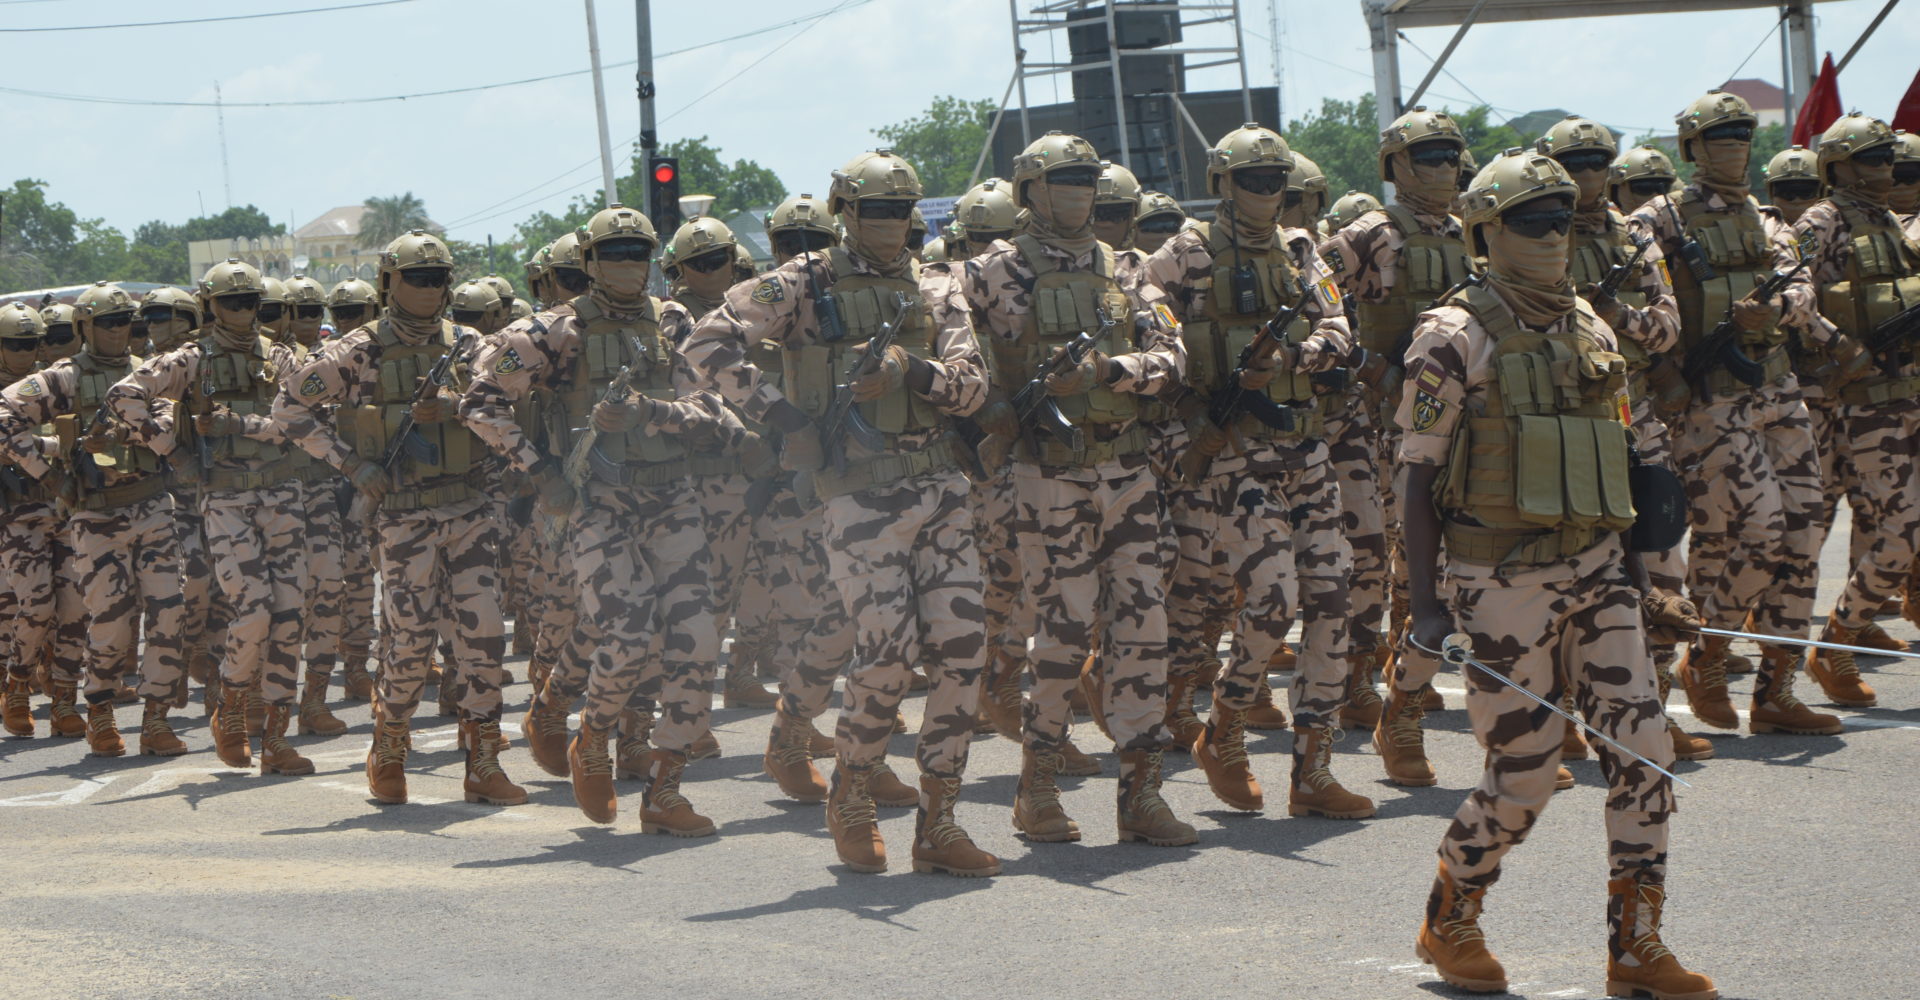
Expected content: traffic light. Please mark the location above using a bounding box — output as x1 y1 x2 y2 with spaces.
648 156 681 232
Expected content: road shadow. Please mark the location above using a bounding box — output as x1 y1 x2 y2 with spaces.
451 824 716 872
685 866 994 928
261 794 524 839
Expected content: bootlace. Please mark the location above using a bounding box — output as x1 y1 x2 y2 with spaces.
1767 662 1809 709
1388 699 1427 748
143 712 176 738
1128 750 1176 819
51 694 82 723
577 729 614 777
1027 751 1065 810
1694 650 1728 690
1215 713 1250 767
1301 728 1342 790
1820 647 1862 681
374 722 410 766
774 717 813 766
262 709 295 754
4 683 26 711
617 736 649 765
920 777 970 847
1625 883 1674 964
536 702 571 739
835 767 878 827
649 755 690 810
88 705 116 735
1440 895 1488 946
217 694 245 735
470 723 506 778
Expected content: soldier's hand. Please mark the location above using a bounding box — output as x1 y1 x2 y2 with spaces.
1580 282 1624 326
1409 609 1454 657
343 456 388 507
738 431 778 478
532 464 574 517
1188 417 1230 458
1732 297 1780 333
1827 335 1874 388
1642 589 1701 646
592 398 649 434
82 423 127 454
1045 349 1109 396
973 398 1018 439
780 423 824 473
978 432 1012 473
850 345 910 402
1237 346 1295 391
411 390 454 425
194 406 246 437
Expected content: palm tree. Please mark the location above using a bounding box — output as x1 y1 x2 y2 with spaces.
357 192 432 249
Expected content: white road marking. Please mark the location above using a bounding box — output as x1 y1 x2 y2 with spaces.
0 775 118 807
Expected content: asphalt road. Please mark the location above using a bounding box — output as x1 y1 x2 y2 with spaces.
2 506 1915 1000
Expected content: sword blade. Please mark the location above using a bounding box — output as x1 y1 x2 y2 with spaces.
1413 635 1692 788
1689 626 1920 661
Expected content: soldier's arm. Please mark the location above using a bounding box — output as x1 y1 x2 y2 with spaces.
1135 231 1206 319
1788 207 1847 343
1612 240 1682 356
272 333 367 470
1395 309 1475 642
1109 295 1185 395
965 248 1027 349
237 343 298 445
917 266 989 417
106 346 195 458
1626 197 1678 261
680 262 807 423
0 368 72 477
1291 235 1354 370
458 315 567 473
1318 217 1377 300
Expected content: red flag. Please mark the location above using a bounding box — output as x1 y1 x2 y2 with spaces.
1894 65 1920 132
1792 53 1841 146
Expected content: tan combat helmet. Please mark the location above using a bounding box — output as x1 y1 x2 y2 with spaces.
1536 114 1618 160
0 300 45 340
1094 161 1143 245
1327 190 1384 231
545 230 590 292
525 243 554 289
955 178 1020 241
198 257 266 313
1136 190 1185 226
1456 147 1479 193
327 277 378 330
1674 90 1757 162
765 193 837 242
661 216 740 280
1009 131 1102 209
139 285 203 329
576 204 658 259
1763 145 1821 194
1286 151 1330 221
1207 123 1291 196
376 230 456 308
1459 148 1579 255
479 274 516 310
509 298 534 322
1895 130 1920 166
1816 112 1898 184
909 206 929 248
74 280 138 322
40 302 76 328
1378 106 1465 182
449 279 507 333
258 275 287 326
828 149 922 217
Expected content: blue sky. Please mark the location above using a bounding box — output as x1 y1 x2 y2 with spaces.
1 0 1913 245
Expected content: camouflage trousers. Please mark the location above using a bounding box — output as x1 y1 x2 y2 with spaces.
1804 394 1855 547
734 485 853 721
1326 394 1389 652
374 497 504 722
1439 538 1675 887
1170 450 1353 725
1631 398 1687 677
1670 382 1822 671
974 466 1031 670
201 483 306 705
822 469 985 777
568 480 716 741
1164 480 1231 682
338 512 378 664
298 479 346 677
1373 383 1409 628
1014 461 1170 752
693 473 755 652
1827 400 1920 630
49 528 89 688
0 502 58 682
67 494 186 704
170 496 219 676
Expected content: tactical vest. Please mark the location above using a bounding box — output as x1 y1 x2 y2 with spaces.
1353 205 1474 358
1182 222 1325 441
341 319 483 510
552 294 694 487
1670 190 1792 392
1819 200 1920 407
1 369 54 509
59 354 168 511
786 249 955 497
281 341 334 485
189 332 293 493
993 234 1146 467
1434 287 1636 567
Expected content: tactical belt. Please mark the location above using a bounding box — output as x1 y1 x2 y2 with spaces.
383 468 487 512
1840 374 1920 408
77 473 169 513
292 460 339 485
204 459 295 494
588 454 693 490
1703 345 1791 398
1443 519 1601 569
685 454 742 479
1028 423 1150 470
1240 402 1326 443
813 438 960 501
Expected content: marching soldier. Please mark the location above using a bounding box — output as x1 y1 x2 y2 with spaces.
1320 107 1478 786
1628 91 1848 737
326 277 381 702
274 231 526 806
969 131 1195 847
1133 192 1188 256
0 303 72 738
1795 114 1920 709
0 282 187 756
683 149 999 877
461 205 735 834
279 274 350 736
1609 145 1681 217
1764 146 1825 226
1319 190 1382 242
107 258 312 775
1140 124 1373 819
1401 149 1714 1000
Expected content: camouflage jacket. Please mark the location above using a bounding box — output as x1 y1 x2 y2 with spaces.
0 353 164 485
1626 185 1828 345
106 332 296 474
271 318 482 475
1318 205 1462 308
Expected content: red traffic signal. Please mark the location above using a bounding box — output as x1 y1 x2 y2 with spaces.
652 161 677 184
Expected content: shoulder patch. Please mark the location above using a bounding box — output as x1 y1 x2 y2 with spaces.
751 277 785 305
1795 228 1816 260
1151 302 1180 330
17 377 43 398
1414 363 1445 394
1323 247 1347 275
1314 275 1343 313
300 372 326 397
496 346 524 375
1410 389 1448 433
1655 258 1672 288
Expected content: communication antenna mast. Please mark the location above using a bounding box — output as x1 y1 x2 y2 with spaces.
1268 0 1284 124
215 82 233 209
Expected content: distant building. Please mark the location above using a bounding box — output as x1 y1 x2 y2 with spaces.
1720 78 1787 127
188 205 444 287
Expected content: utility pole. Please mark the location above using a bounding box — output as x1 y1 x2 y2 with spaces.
215 82 233 209
583 0 620 209
635 0 658 160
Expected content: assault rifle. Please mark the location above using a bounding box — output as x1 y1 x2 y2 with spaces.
1863 300 1920 374
350 330 471 520
1181 278 1317 484
816 291 913 476
1595 230 1654 302
1009 324 1100 461
1679 256 1810 399
71 405 113 493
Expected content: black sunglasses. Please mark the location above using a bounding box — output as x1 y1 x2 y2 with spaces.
1627 178 1672 196
1851 144 1898 167
1232 168 1289 195
1283 190 1305 208
682 249 733 273
1137 215 1184 234
1408 141 1462 168
1555 150 1612 174
217 293 262 311
965 229 1011 245
451 309 487 325
255 303 284 323
1700 123 1754 143
294 304 325 319
1045 167 1100 188
1 338 39 351
771 230 834 255
400 269 453 288
1093 203 1135 222
1770 180 1821 201
854 199 916 220
1501 204 1575 238
592 240 653 262
141 309 181 325
92 312 135 330
1895 164 1920 185
331 305 368 323
43 326 76 346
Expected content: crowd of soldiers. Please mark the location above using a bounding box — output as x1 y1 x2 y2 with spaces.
4 85 1918 1000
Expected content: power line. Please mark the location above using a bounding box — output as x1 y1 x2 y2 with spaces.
1725 9 1788 83
0 0 422 32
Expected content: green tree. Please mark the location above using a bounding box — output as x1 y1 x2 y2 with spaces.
358 192 432 249
874 96 1000 197
1285 95 1384 201
1449 105 1527 168
513 137 786 253
126 205 283 285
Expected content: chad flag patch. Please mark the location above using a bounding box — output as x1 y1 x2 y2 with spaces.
1410 389 1447 432
1151 301 1179 330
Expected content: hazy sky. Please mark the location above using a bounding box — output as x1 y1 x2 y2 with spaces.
2 0 1914 246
